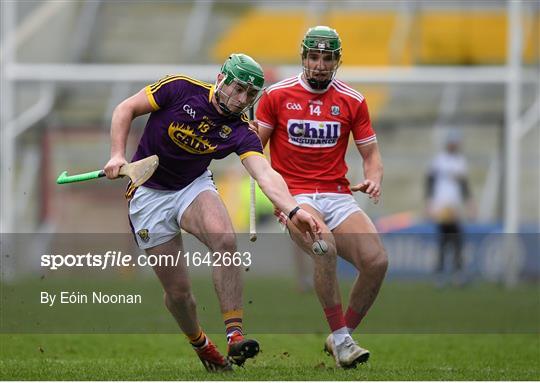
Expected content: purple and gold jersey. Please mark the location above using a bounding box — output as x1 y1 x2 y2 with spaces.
132 75 264 190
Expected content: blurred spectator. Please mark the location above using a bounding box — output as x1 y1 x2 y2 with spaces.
425 129 475 286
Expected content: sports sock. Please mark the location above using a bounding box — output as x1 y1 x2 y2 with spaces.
323 304 346 331
188 328 208 349
223 309 243 342
344 306 365 333
323 304 349 345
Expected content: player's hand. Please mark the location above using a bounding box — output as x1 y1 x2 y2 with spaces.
351 179 381 204
274 207 288 225
248 120 259 135
104 155 128 179
290 209 322 241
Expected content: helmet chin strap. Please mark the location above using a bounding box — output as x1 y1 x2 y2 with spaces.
217 95 244 117
215 91 234 115
215 77 242 116
306 76 332 90
303 67 336 90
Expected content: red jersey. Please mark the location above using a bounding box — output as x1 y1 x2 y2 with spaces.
256 73 376 195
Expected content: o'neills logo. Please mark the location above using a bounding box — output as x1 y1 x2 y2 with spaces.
287 119 340 148
168 122 217 154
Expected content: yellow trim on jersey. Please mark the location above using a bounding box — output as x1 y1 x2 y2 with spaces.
149 74 212 92
145 85 159 111
149 74 176 91
239 151 265 161
149 75 212 95
208 85 215 102
240 113 249 123
151 76 212 94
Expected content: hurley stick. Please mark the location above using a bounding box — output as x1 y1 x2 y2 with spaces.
56 155 159 187
248 106 257 242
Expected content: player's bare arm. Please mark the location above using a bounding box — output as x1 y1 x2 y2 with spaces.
248 120 259 134
104 89 155 178
248 120 274 150
241 154 321 239
351 142 383 204
256 123 273 149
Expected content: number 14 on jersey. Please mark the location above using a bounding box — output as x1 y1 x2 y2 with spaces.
309 104 321 116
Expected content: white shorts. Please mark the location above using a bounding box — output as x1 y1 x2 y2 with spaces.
294 193 362 230
128 170 217 249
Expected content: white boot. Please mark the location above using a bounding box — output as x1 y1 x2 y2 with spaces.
325 334 370 368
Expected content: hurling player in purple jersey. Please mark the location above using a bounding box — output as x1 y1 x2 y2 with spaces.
103 54 322 372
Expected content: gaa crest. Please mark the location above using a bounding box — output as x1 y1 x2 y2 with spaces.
137 229 150 243
219 125 232 139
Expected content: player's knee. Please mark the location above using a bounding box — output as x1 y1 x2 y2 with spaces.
164 286 194 306
351 244 387 274
363 247 388 275
312 250 337 267
211 233 237 253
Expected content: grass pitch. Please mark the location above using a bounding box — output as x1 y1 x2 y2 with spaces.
1 333 539 380
1 277 539 380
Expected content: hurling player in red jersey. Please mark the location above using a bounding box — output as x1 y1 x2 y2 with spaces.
254 26 388 368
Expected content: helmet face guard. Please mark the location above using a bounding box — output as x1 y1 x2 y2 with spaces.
215 76 263 116
216 53 265 116
301 26 342 90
